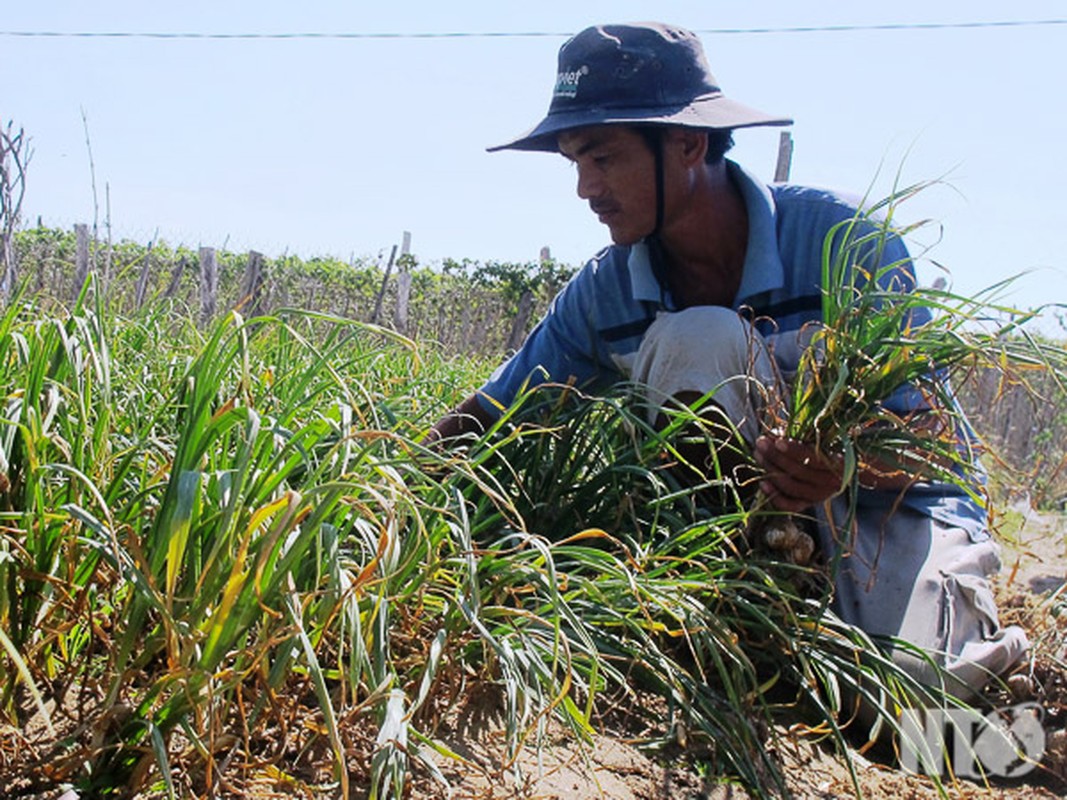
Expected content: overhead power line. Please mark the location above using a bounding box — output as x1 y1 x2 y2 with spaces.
1 18 1066 40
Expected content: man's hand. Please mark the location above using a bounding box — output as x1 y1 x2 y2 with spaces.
754 435 844 513
426 394 494 447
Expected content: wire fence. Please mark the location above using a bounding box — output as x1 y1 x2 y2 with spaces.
11 222 1067 507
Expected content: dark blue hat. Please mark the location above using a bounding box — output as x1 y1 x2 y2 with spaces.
490 22 792 152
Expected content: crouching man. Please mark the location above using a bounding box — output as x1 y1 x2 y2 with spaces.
430 22 1028 698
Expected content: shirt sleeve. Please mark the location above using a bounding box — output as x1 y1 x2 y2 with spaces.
475 263 609 418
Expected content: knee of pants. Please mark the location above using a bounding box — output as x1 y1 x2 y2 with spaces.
631 307 778 442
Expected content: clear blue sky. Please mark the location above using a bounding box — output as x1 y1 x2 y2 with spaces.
3 2 1065 330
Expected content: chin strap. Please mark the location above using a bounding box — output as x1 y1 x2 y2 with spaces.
643 127 670 305
651 129 665 237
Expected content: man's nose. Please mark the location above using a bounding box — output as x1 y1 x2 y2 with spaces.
575 166 602 200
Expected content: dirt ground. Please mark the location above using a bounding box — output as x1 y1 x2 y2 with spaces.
421 500 1067 800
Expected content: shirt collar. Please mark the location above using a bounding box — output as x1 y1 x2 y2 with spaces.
729 160 786 304
626 160 786 306
627 241 662 303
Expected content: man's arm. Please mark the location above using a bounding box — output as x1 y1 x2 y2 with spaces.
426 394 497 446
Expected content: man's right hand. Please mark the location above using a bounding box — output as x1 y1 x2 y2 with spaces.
426 394 494 446
753 435 844 513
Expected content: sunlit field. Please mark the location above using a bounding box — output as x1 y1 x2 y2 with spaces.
2 191 1067 798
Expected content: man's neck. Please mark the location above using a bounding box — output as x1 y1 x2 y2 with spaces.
657 161 748 308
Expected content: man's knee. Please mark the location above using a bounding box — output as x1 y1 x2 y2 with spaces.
632 306 777 444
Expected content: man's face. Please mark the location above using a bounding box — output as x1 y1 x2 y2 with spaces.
557 126 657 246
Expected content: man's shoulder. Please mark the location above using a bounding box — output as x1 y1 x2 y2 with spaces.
730 160 861 216
770 181 865 219
551 244 637 313
584 244 629 272
567 244 632 288
768 181 884 255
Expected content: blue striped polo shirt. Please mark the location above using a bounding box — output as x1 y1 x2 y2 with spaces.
477 160 986 538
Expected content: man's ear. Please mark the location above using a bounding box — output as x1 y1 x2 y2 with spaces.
670 128 709 168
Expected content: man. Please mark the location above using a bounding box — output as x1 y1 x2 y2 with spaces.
431 22 1027 696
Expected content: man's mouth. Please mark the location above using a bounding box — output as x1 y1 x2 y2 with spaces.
591 203 620 222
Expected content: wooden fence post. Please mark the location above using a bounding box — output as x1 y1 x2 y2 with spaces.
135 239 153 309
199 246 217 326
505 244 547 353
0 123 30 303
506 290 534 353
241 250 266 317
774 131 794 183
459 302 474 352
394 231 412 335
103 184 113 296
73 223 90 301
0 228 11 301
371 244 398 325
34 230 46 293
164 255 184 299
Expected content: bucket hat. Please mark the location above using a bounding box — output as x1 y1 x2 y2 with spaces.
490 22 791 153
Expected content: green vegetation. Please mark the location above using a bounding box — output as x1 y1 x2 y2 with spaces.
0 289 936 798
0 193 1065 798
782 182 1067 502
11 227 575 358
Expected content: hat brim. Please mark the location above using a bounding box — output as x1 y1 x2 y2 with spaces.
488 93 792 153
